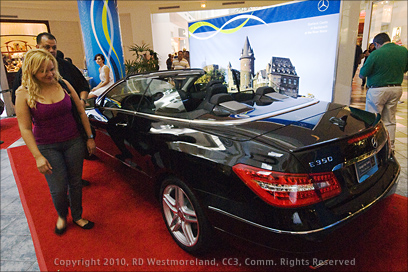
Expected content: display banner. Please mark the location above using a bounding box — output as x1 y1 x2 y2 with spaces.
77 0 125 87
189 0 341 102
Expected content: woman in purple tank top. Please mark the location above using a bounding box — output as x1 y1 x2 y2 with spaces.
15 49 96 235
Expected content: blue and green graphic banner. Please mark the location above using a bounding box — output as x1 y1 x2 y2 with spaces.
189 0 341 102
77 0 125 87
189 0 340 36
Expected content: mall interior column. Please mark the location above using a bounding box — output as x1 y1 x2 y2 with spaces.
77 0 125 88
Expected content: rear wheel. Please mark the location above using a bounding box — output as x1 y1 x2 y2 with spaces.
160 177 212 254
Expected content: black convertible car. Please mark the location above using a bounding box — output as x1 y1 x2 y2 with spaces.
86 69 400 253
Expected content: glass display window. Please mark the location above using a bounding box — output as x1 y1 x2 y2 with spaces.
1 20 49 73
368 1 407 47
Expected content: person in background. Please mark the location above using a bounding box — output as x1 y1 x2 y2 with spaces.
171 51 190 90
88 54 114 99
183 50 190 65
11 33 90 107
361 43 376 88
145 50 159 71
15 49 95 235
172 50 190 70
352 42 363 80
359 32 408 150
6 59 15 72
166 54 173 70
2 55 8 66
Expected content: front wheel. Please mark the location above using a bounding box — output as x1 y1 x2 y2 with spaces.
160 177 212 254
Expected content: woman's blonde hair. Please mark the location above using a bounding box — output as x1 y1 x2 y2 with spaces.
20 48 61 108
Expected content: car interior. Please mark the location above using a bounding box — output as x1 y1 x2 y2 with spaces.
101 73 289 120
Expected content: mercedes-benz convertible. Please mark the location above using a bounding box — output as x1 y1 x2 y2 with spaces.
85 68 400 253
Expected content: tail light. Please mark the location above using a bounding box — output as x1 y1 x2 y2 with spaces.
232 164 341 208
347 123 391 157
347 124 380 145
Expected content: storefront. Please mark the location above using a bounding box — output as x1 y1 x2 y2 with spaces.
360 0 407 52
1 19 49 87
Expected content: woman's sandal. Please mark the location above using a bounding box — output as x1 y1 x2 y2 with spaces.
54 218 67 235
54 225 67 235
73 219 94 230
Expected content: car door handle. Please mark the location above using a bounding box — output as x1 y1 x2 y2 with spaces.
116 123 128 127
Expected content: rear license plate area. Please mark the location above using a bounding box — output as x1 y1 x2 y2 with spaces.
355 155 378 183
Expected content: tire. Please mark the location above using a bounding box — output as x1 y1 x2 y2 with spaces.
160 177 212 254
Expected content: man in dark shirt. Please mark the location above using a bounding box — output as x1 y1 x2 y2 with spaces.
166 54 173 70
12 32 90 106
352 43 363 79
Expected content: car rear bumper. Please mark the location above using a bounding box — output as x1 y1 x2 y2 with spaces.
207 156 400 252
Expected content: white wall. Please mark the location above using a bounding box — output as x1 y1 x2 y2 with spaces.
151 12 191 70
118 13 134 62
117 1 154 50
151 13 173 70
332 0 362 105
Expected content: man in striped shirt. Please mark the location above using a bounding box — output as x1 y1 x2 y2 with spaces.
172 50 190 70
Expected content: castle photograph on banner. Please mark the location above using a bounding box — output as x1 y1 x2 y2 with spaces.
189 0 341 102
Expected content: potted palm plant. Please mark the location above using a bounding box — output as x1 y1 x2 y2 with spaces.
125 43 159 75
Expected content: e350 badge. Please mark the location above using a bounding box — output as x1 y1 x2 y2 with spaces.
309 156 333 168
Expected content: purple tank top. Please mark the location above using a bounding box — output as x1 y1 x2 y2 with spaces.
30 93 80 145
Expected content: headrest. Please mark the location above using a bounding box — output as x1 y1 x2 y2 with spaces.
210 84 227 95
205 83 227 101
206 80 224 90
210 93 233 104
255 86 275 96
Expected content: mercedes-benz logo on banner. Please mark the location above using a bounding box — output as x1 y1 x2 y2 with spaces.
318 0 329 12
371 137 378 148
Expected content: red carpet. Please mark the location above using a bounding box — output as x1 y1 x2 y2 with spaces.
0 117 21 149
9 145 408 271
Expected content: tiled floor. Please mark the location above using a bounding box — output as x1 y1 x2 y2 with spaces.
1 77 407 271
1 138 40 271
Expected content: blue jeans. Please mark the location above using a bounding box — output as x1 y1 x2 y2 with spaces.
38 137 85 221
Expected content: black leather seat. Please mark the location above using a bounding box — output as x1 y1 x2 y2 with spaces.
197 82 228 111
232 91 254 103
210 93 233 105
253 86 276 106
205 82 228 100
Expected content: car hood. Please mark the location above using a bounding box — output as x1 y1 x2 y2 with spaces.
190 98 378 150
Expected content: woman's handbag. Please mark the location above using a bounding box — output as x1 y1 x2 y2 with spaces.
58 79 88 141
58 80 96 159
58 80 96 145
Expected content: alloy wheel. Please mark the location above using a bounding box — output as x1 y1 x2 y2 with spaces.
162 184 199 247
